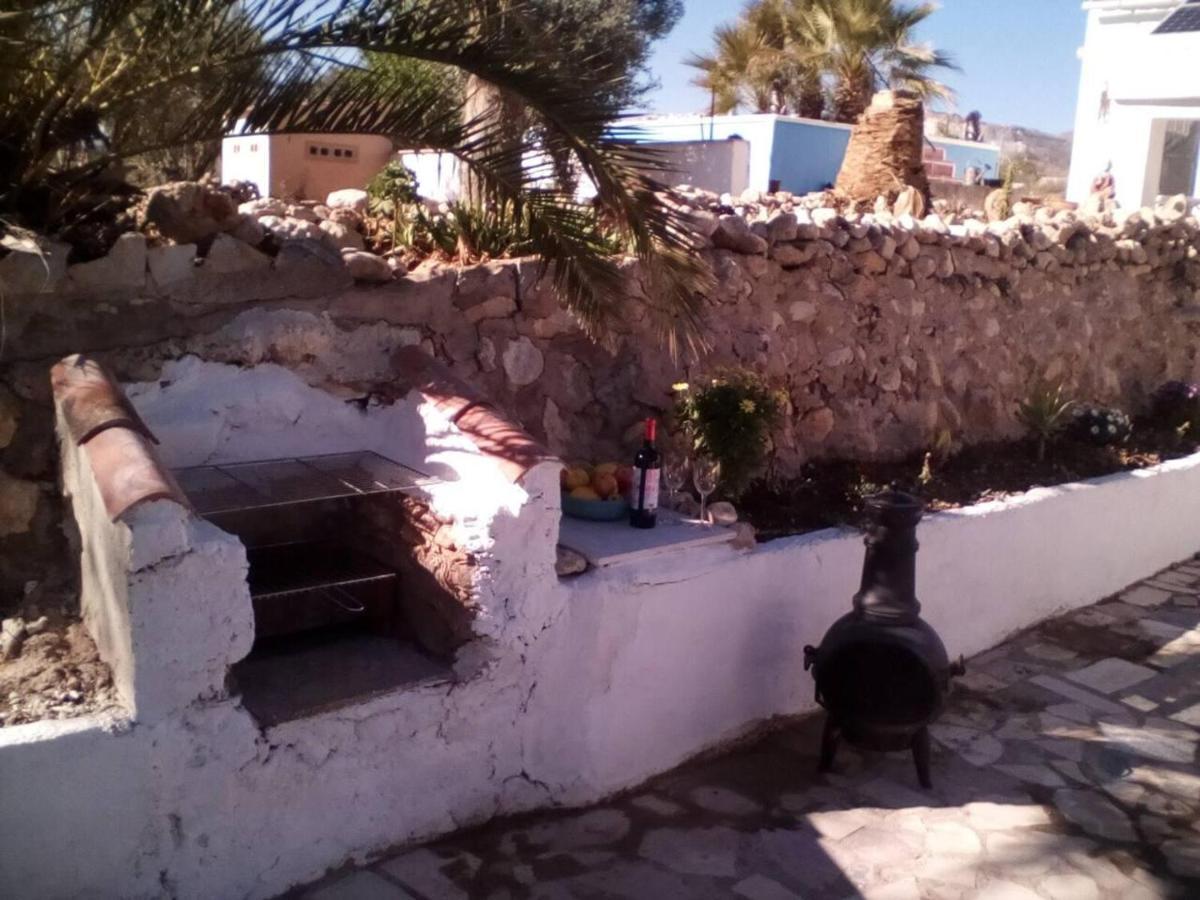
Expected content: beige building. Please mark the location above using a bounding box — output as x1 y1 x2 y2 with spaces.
220 130 394 200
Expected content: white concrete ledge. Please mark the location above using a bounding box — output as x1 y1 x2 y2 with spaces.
2 450 1198 898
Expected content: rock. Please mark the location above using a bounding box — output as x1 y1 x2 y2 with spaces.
893 185 926 219
23 616 48 636
228 214 266 247
1053 789 1136 842
800 407 835 444
0 629 22 661
788 300 817 322
146 244 196 288
203 233 271 274
239 197 287 218
317 219 364 252
502 336 544 387
772 243 816 268
0 472 39 537
767 212 798 242
708 501 738 525
555 545 587 577
465 295 517 324
326 207 363 229
1155 194 1190 224
0 232 70 294
326 188 370 214
984 188 1010 223
141 181 238 244
342 250 392 283
713 215 768 255
66 233 146 294
0 386 17 450
1162 838 1200 879
285 204 320 223
259 215 323 243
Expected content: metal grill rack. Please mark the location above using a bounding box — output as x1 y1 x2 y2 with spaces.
173 452 437 640
173 451 438 517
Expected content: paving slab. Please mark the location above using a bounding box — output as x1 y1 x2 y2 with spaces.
297 558 1200 900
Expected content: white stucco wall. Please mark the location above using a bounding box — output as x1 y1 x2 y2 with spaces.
1068 0 1200 207
5 360 1200 899
638 139 751 196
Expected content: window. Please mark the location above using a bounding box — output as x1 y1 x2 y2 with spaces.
1158 120 1200 197
305 141 358 162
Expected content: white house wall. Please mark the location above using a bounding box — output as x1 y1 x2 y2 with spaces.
1068 1 1200 207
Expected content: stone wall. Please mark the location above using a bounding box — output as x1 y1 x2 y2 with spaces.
2 192 1199 603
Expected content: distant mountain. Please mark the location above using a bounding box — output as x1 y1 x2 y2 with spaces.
926 113 1073 180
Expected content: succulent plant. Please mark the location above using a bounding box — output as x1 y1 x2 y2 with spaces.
1067 404 1131 447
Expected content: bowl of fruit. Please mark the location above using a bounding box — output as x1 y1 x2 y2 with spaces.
560 462 632 521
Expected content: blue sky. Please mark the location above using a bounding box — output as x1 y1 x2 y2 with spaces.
645 0 1088 135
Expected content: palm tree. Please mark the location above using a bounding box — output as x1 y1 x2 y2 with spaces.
802 0 956 123
688 0 954 124
0 0 710 352
687 0 823 118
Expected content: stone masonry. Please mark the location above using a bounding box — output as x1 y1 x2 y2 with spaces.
1 189 1199 603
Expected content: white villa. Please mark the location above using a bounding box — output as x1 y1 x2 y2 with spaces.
1067 0 1200 208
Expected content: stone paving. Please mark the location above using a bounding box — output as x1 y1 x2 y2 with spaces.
298 558 1200 900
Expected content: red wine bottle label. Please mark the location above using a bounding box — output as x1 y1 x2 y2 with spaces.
633 468 660 511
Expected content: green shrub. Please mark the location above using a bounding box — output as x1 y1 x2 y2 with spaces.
673 372 784 497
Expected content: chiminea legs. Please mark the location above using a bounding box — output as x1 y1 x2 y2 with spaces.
816 718 934 790
912 726 932 789
818 717 840 773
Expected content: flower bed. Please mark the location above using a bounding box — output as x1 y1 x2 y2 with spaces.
739 427 1200 540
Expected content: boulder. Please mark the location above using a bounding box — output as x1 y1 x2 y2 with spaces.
285 204 321 223
228 214 266 247
713 215 768 255
0 232 70 294
502 336 544 387
326 189 370 214
66 233 146 293
259 215 324 243
239 197 287 218
318 219 365 252
203 233 272 274
342 250 392 283
147 243 197 288
141 181 239 244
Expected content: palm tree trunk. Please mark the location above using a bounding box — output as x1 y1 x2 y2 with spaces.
460 73 526 204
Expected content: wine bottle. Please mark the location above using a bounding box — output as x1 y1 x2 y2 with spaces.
629 418 660 529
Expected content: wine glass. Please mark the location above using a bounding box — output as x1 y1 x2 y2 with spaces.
692 456 720 525
663 456 689 511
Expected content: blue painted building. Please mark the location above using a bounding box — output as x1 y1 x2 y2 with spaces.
621 113 1002 195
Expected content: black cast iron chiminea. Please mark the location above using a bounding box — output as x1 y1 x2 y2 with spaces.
804 488 963 788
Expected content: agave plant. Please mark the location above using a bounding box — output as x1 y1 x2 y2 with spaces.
0 0 710 352
1016 381 1074 462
